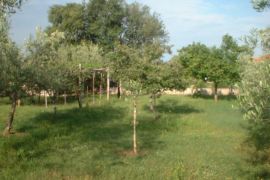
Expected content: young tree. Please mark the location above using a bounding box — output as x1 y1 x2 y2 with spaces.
109 44 143 155
1 0 25 135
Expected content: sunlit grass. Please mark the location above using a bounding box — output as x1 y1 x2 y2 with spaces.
0 95 251 179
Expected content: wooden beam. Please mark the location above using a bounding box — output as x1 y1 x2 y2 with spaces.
93 72 95 104
107 69 110 101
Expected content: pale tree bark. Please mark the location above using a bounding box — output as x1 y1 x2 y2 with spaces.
53 92 57 115
77 92 82 109
117 80 122 99
63 91 67 105
92 72 95 104
99 73 102 104
77 64 83 108
133 96 137 155
3 92 17 136
107 69 110 101
45 91 48 108
214 83 218 102
149 94 157 119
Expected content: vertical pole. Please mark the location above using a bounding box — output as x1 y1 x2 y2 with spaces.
133 96 137 155
107 69 110 101
99 73 102 104
92 72 95 104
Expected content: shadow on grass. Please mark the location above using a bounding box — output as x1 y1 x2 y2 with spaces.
238 123 270 179
144 98 201 115
191 94 237 101
0 100 192 171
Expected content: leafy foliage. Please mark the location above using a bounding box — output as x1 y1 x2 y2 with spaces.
252 0 270 11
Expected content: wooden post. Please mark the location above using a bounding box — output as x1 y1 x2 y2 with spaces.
92 72 95 104
133 96 137 155
99 73 102 103
107 69 110 101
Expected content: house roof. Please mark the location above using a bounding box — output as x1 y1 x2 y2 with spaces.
254 54 270 63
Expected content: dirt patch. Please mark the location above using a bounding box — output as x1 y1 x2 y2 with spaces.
1 131 29 137
117 149 148 157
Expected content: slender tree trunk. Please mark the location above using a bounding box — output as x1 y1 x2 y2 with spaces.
117 80 121 99
149 94 157 119
3 92 17 135
17 99 21 107
214 83 218 102
64 91 67 105
107 69 110 101
53 92 57 115
45 91 48 108
99 75 102 104
77 92 82 109
92 72 95 104
86 86 89 106
133 96 137 155
38 92 41 104
78 64 82 108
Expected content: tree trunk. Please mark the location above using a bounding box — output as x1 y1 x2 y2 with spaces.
117 80 122 99
92 72 95 104
149 94 157 120
45 92 48 108
99 78 102 104
107 69 110 101
3 92 17 135
214 83 218 102
77 92 82 109
53 92 57 115
133 96 138 155
64 92 67 105
17 99 21 107
78 64 83 108
38 92 41 104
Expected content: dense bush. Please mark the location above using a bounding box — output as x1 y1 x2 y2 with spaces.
239 59 270 177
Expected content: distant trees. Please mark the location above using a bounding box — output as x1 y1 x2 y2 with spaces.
25 28 104 109
176 35 246 101
47 1 167 51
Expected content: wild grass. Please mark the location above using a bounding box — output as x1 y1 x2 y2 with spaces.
0 95 252 179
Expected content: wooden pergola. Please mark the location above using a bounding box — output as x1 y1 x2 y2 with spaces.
88 68 110 103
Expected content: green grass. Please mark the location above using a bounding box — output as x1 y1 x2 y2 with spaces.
0 95 252 179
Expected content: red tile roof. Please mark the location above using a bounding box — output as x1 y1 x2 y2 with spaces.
254 54 270 63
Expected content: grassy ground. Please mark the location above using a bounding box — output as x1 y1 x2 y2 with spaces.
0 95 252 179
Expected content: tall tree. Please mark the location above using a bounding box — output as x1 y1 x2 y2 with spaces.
47 3 85 43
122 2 168 47
252 0 270 11
177 35 245 101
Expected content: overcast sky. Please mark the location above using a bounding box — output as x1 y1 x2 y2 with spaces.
9 0 270 59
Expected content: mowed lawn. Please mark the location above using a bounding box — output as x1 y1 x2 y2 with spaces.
0 95 251 179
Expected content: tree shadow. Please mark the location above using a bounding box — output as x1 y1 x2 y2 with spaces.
191 94 237 101
1 99 194 173
143 98 201 114
238 123 270 179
